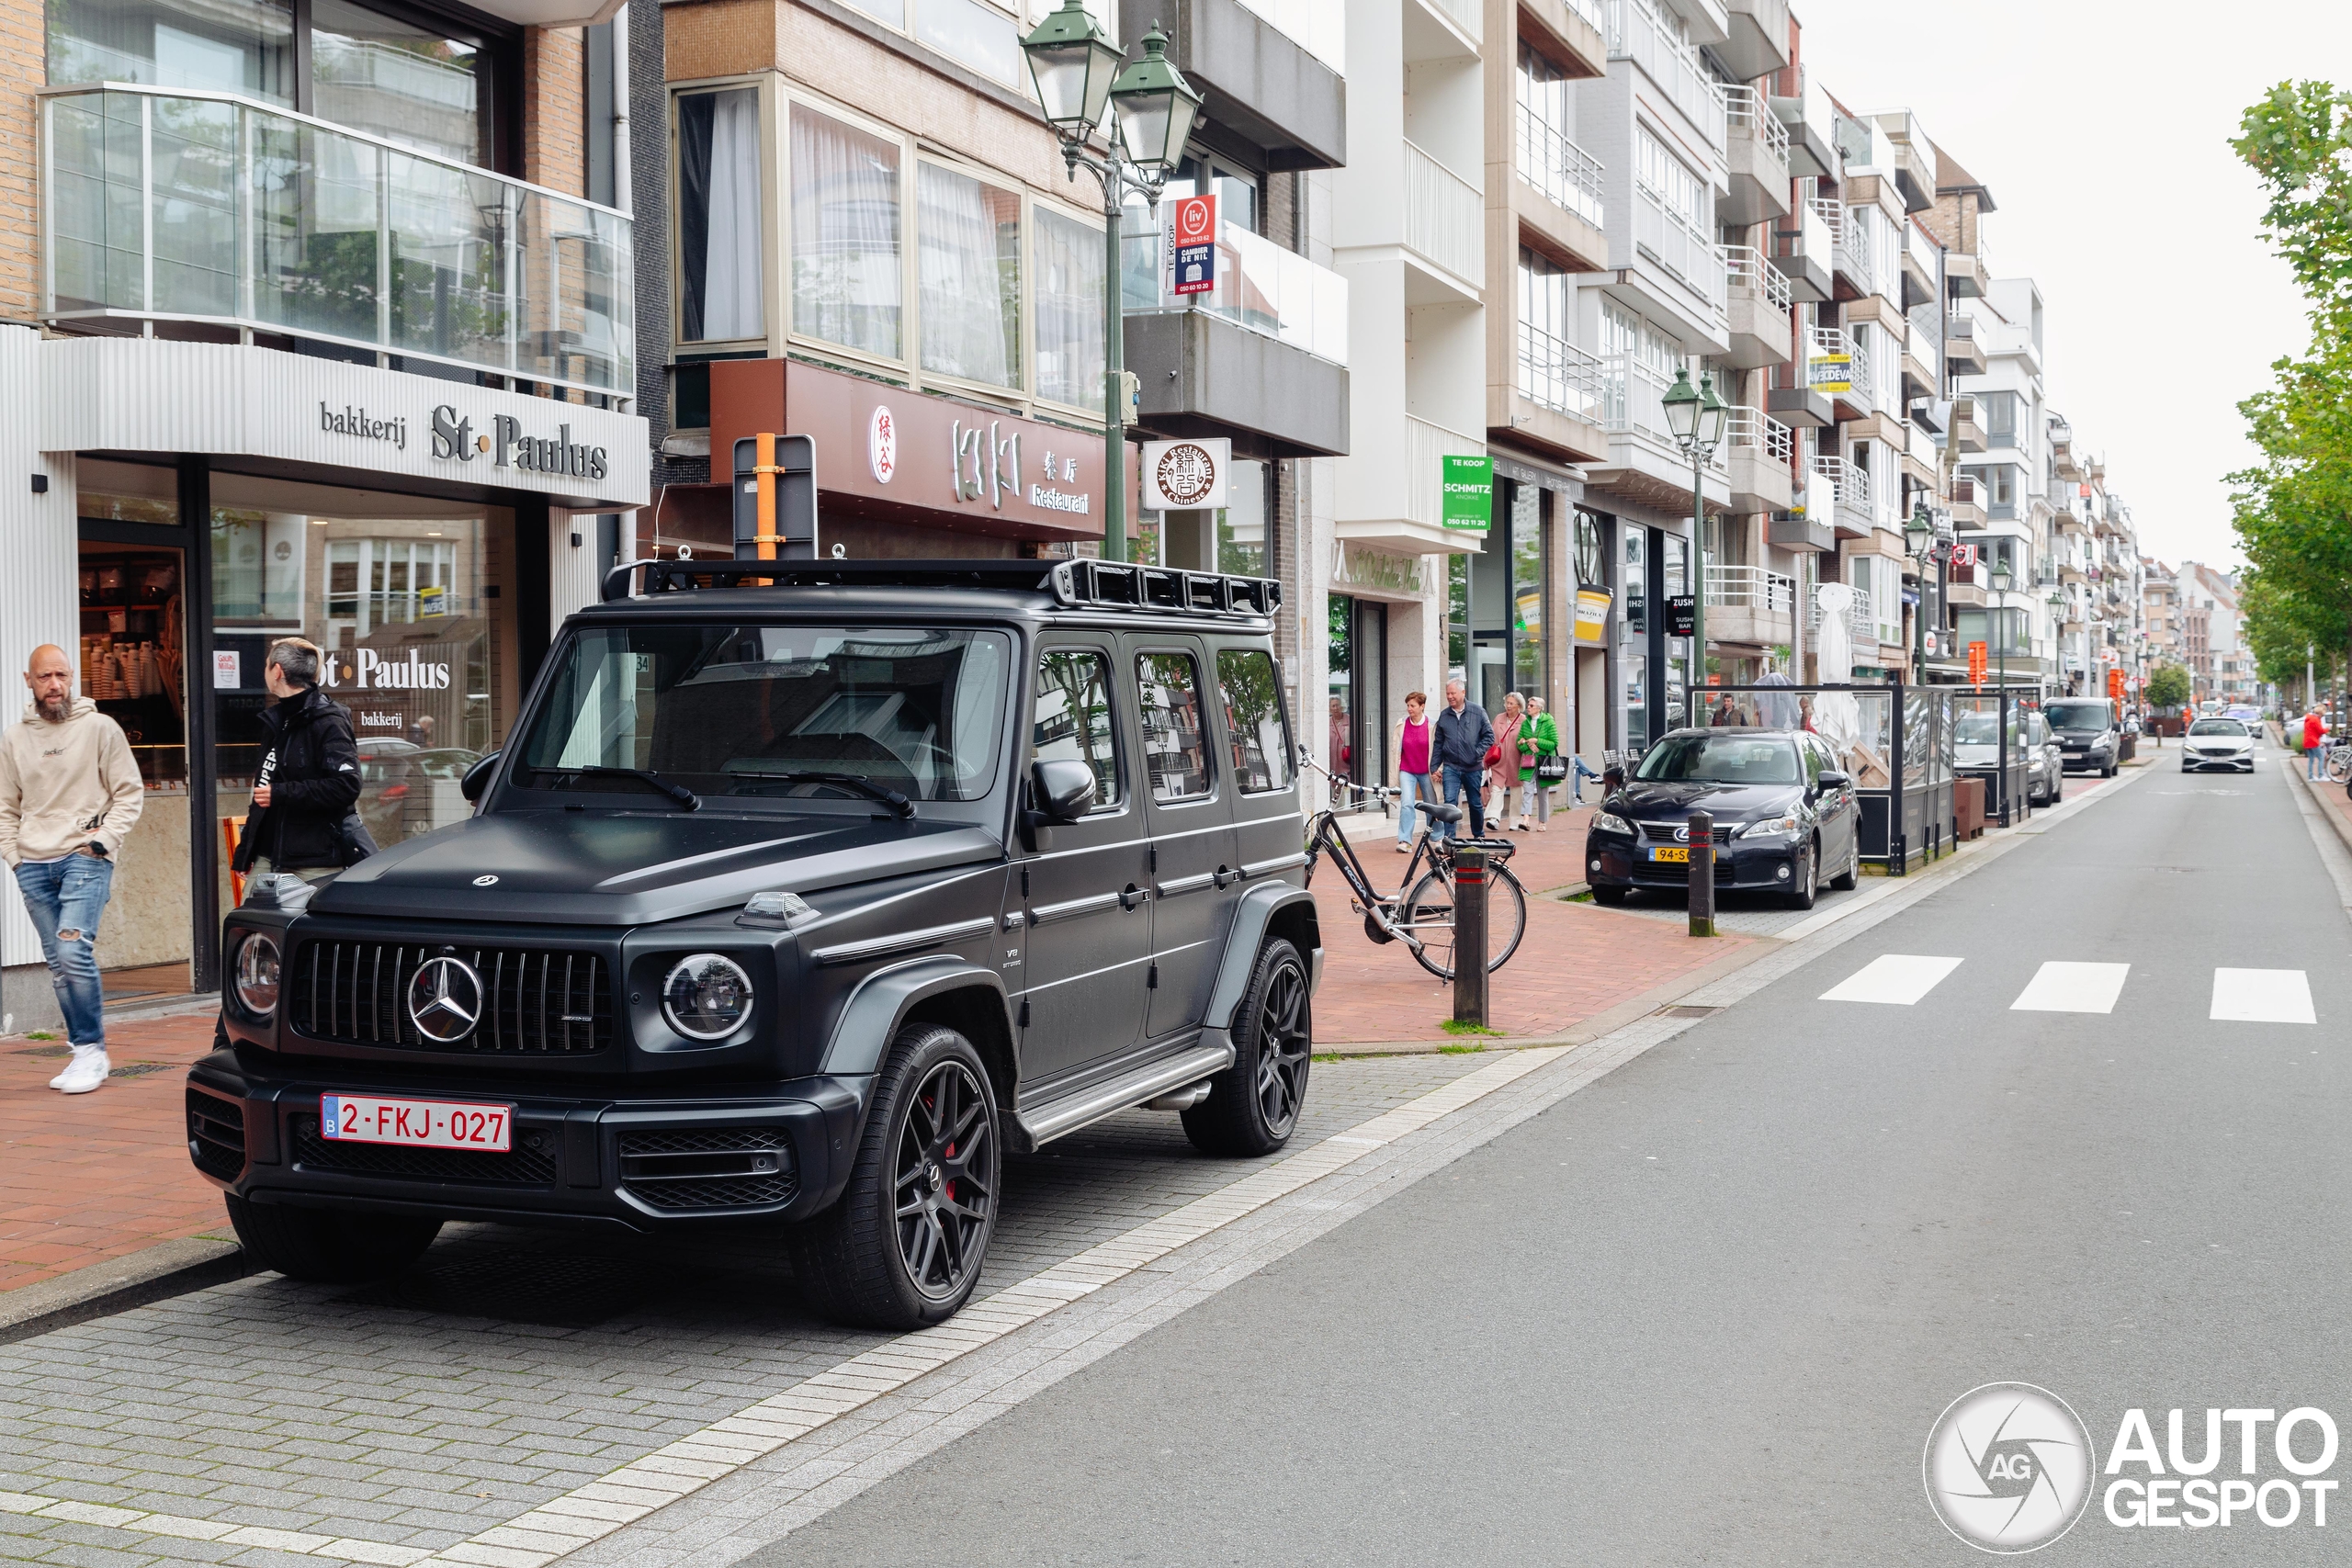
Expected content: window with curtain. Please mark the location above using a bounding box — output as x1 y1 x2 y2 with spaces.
791 105 903 360
1034 205 1103 411
678 88 764 344
917 162 1020 389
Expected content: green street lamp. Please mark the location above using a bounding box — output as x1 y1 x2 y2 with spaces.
1904 500 1936 684
1662 367 1727 726
1021 4 1204 565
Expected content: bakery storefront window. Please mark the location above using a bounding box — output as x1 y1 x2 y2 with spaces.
209 472 519 908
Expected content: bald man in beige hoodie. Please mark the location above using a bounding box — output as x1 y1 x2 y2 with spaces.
0 645 143 1092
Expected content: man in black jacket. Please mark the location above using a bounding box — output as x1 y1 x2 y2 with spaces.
233 639 368 897
1431 677 1495 840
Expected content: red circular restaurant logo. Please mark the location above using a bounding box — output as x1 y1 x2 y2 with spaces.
1154 441 1219 508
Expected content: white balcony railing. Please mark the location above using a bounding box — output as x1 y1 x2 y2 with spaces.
1722 244 1792 310
1811 454 1872 514
1906 305 1942 367
1608 0 1726 149
1707 565 1796 614
1518 321 1606 423
1404 141 1482 285
1721 84 1790 171
1227 0 1346 73
1724 405 1793 461
1634 186 1727 325
1122 207 1351 366
1809 581 1873 647
1423 0 1482 43
1516 103 1605 229
1561 0 1606 28
42 83 633 400
1406 415 1487 532
1604 353 1727 472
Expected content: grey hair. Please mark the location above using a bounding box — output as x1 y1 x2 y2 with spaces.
1444 676 1467 692
266 638 322 690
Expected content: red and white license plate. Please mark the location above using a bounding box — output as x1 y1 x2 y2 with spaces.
320 1094 513 1152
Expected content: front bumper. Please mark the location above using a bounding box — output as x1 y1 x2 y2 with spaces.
1583 834 1808 892
187 1051 864 1231
2059 746 2114 772
2181 750 2254 771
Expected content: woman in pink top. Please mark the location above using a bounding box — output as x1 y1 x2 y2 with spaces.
1394 693 1433 851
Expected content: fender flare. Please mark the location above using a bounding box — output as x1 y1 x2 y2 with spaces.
818 955 1014 1078
1203 882 1321 1032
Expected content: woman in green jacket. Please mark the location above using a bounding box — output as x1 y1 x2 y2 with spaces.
1518 696 1561 831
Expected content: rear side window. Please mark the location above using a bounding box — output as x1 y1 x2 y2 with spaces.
1136 651 1212 801
1216 649 1292 793
1032 649 1121 809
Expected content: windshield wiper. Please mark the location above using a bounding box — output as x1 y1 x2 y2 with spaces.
725 770 914 818
539 765 699 810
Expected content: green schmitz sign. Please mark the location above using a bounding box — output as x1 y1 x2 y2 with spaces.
1442 454 1494 530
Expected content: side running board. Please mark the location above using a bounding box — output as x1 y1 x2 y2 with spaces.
1010 1039 1233 1152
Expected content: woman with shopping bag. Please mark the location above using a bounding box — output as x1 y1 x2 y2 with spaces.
1487 692 1526 831
1520 695 1561 831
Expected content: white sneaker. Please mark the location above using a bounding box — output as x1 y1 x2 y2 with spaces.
57 1048 109 1094
47 1055 74 1090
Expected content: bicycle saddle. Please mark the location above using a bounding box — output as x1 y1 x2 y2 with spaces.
1421 803 1465 824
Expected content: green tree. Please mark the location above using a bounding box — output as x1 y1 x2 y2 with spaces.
2145 665 2192 710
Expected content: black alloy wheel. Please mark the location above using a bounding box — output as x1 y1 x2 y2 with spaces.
1183 938 1312 1157
1783 838 1818 910
788 1024 999 1328
1828 830 1859 892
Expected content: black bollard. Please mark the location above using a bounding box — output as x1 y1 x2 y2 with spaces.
1453 842 1488 1024
1688 808 1716 937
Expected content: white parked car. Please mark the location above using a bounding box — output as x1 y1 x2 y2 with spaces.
2182 717 2256 773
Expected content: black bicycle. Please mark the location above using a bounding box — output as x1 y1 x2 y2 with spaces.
1300 757 1528 981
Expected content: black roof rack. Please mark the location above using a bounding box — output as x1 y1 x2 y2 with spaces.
600 557 1282 619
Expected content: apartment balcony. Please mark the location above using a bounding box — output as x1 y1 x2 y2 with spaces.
1815 197 1871 300
1809 454 1872 539
1770 82 1838 181
1720 247 1792 371
1581 353 1732 516
1718 0 1792 79
1161 0 1346 172
1724 405 1793 513
43 83 632 400
1335 413 1487 556
1500 320 1607 463
1944 249 1987 299
1900 219 1938 310
1721 85 1791 228
1513 105 1607 270
1809 581 1874 651
1948 472 1986 529
1809 326 1872 423
1900 322 1938 404
1770 197 1832 305
1705 565 1796 650
1523 0 1608 76
1874 111 1939 213
1408 0 1480 57
1609 0 1728 151
1632 188 1728 344
2054 500 2089 537
1404 140 1482 299
1950 394 1987 454
1945 312 1986 374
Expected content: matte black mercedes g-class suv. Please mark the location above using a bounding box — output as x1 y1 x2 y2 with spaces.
190 558 1320 1328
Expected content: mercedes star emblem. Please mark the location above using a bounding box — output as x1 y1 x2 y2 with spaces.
407 955 484 1043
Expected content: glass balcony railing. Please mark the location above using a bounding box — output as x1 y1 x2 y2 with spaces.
42 84 633 400
1122 209 1349 367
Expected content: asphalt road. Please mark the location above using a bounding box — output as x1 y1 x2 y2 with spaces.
758 751 2352 1565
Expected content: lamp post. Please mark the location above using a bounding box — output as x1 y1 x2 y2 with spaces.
1988 557 2013 694
1661 367 1727 727
1903 500 1935 684
1020 2 1204 565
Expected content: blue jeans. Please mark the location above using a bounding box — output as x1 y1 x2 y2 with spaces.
2310 742 2326 781
1440 762 1486 839
14 854 114 1048
1571 754 1601 801
1396 773 1435 844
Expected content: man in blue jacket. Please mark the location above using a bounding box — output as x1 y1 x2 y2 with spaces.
1431 677 1494 840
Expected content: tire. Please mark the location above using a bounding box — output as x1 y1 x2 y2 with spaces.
1405 864 1529 981
223 1194 440 1284
2050 772 2062 803
1591 884 1631 907
1828 832 1859 891
1783 839 1818 910
1182 939 1312 1158
787 1024 1000 1330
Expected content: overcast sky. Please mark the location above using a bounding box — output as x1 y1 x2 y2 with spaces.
1788 0 2352 572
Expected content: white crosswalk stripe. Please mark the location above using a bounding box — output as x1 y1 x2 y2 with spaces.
1819 954 1964 1006
2210 968 2316 1024
2011 961 2131 1014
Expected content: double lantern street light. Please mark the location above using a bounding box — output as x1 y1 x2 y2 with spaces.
1903 500 1941 685
1661 367 1727 727
1021 0 1204 565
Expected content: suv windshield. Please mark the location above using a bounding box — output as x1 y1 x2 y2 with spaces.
1636 735 1801 785
515 626 1013 806
2045 701 2111 733
2188 719 2248 737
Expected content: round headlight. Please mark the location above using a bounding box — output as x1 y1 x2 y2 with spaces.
234 932 281 1019
662 953 753 1041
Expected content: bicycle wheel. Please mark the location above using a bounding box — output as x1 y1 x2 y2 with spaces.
2329 748 2351 784
1403 863 1529 981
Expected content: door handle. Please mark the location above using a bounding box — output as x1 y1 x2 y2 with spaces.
1212 865 1232 889
1120 883 1145 911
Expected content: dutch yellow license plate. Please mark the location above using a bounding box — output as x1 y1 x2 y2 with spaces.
1650 845 1689 863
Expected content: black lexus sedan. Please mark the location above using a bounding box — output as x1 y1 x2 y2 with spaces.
1584 728 1860 910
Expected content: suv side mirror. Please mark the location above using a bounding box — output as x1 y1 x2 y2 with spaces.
460 750 502 804
1031 759 1097 823
1816 770 1851 793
